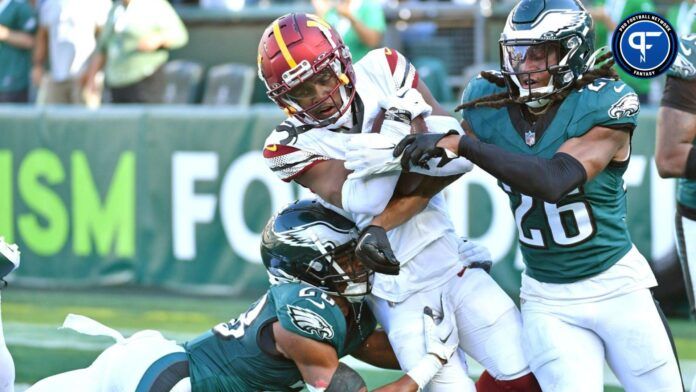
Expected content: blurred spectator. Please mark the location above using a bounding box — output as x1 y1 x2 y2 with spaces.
200 0 247 11
666 0 696 36
0 0 37 103
312 0 385 62
33 0 112 107
81 0 188 104
590 0 656 103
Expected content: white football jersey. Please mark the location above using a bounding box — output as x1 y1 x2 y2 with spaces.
263 48 460 300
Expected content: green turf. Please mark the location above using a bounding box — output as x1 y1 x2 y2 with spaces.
4 287 695 389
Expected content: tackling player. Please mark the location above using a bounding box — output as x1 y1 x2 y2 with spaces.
0 237 20 392
27 200 458 392
393 0 683 390
259 13 540 391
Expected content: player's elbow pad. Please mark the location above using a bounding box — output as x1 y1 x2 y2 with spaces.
341 174 397 215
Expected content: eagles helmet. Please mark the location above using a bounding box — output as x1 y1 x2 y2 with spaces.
261 199 372 302
258 13 356 127
500 0 595 107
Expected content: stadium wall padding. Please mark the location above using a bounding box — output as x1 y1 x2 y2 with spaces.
0 105 675 299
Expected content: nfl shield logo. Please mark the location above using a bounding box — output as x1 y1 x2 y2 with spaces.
525 130 536 146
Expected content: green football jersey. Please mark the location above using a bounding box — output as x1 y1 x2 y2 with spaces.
667 34 696 210
183 282 376 392
461 75 640 283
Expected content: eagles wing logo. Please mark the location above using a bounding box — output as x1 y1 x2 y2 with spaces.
276 222 354 249
287 305 334 340
670 53 696 80
608 93 640 119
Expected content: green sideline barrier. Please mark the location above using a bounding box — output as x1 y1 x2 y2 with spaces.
0 105 676 300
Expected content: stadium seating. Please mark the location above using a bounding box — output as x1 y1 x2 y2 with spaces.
202 63 255 106
161 60 205 104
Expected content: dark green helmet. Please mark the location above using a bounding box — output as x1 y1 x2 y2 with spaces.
500 0 595 107
261 199 372 302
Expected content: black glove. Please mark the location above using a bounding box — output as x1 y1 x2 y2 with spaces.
393 130 459 171
355 225 400 275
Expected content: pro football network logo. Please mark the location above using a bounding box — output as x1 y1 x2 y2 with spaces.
612 12 678 78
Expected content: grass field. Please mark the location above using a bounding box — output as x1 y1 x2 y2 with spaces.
3 286 695 390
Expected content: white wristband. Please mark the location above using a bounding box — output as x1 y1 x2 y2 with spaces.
406 354 444 390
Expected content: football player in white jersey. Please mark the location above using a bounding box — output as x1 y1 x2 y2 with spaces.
259 13 541 391
0 238 20 392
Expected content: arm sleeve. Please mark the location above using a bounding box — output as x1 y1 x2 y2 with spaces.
457 136 587 203
661 76 696 114
341 172 399 216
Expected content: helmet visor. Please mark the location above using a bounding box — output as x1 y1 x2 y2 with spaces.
502 41 560 92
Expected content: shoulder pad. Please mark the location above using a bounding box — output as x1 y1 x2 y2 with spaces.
272 284 345 347
264 121 330 182
570 78 639 137
359 47 418 91
668 34 696 80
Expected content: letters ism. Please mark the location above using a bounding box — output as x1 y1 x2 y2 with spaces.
0 149 135 257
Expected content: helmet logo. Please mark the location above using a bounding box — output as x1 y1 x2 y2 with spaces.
287 305 335 339
276 221 355 250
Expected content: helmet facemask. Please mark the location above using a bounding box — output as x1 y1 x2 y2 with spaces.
302 232 373 303
499 0 595 109
271 51 355 128
502 40 574 108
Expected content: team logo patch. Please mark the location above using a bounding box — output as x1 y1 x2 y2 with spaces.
612 12 678 78
608 93 640 119
287 305 334 339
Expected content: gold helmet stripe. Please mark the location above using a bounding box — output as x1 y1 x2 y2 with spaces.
273 20 297 68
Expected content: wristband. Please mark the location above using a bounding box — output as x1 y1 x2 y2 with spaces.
406 354 444 390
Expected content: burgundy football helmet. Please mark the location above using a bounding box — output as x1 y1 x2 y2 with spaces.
258 13 356 126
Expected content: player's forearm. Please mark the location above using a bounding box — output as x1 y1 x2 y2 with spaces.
0 28 34 49
370 194 428 231
372 377 419 392
370 175 456 230
33 28 47 65
456 136 586 203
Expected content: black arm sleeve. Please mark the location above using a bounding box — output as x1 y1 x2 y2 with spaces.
457 136 587 203
661 76 696 114
325 363 367 392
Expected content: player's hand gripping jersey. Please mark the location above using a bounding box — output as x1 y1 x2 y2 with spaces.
184 282 376 391
460 74 640 283
263 48 456 268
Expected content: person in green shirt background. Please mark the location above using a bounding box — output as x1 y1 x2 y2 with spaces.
0 0 36 103
81 0 188 104
590 0 656 103
666 0 696 36
311 0 386 62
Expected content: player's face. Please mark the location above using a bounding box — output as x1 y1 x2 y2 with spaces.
504 42 559 90
329 243 372 296
287 67 344 120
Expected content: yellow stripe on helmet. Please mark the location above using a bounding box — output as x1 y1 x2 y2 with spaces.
273 20 297 68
